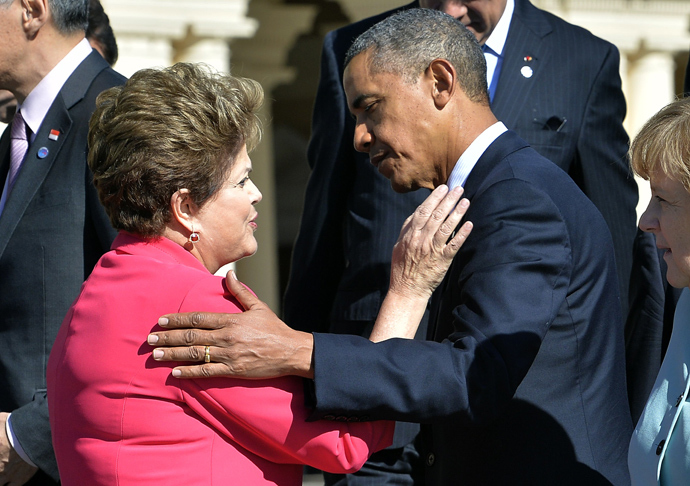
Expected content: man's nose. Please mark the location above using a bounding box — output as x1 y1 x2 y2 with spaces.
437 1 469 19
353 123 372 153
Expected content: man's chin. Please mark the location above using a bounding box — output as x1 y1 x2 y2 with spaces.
389 179 418 194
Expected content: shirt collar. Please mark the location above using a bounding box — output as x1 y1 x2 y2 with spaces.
447 121 507 190
484 0 514 57
18 38 92 139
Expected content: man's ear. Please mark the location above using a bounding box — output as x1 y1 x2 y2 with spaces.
170 189 198 234
428 59 457 109
22 0 49 37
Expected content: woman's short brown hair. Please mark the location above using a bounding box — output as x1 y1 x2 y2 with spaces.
88 62 263 236
630 96 690 191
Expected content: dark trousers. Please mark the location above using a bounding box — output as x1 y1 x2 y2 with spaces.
323 439 423 486
323 313 430 485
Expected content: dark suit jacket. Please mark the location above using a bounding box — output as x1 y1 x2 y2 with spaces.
283 2 426 450
283 2 427 335
0 51 124 483
493 0 637 312
625 229 682 424
284 0 636 334
308 131 632 485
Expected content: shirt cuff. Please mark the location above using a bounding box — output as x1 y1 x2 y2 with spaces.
5 414 38 468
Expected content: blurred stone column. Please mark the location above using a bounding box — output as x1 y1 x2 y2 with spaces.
101 0 257 77
627 51 676 219
229 0 317 312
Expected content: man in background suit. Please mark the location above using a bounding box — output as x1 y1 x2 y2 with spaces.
284 0 637 482
0 0 124 483
0 0 118 124
150 9 633 484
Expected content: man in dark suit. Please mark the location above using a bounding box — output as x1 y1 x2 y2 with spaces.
284 0 637 482
284 3 430 483
0 0 124 483
150 9 632 485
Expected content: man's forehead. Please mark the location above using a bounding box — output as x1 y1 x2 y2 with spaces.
343 55 372 95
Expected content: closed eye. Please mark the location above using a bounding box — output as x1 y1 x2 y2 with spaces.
655 195 673 206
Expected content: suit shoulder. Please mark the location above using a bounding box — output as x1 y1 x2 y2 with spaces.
76 67 125 112
537 7 616 51
328 2 417 54
90 67 127 93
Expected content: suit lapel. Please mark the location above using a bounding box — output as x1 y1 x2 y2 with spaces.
0 52 108 259
427 131 530 341
0 98 73 258
492 0 552 124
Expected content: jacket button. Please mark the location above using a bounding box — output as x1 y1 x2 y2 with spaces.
656 440 666 455
676 394 684 407
426 453 435 466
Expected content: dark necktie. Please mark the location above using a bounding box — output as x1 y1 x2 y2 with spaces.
8 110 29 194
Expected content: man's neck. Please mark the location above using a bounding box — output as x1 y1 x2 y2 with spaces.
13 31 85 104
442 104 498 183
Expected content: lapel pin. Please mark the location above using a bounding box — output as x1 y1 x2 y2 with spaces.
48 129 60 141
37 147 49 159
521 66 533 78
523 56 533 62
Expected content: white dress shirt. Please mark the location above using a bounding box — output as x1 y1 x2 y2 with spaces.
447 121 508 191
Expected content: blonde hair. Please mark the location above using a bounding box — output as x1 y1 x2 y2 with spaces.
629 96 690 191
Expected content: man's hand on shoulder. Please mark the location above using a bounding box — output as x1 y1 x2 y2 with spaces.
0 413 37 486
148 273 315 380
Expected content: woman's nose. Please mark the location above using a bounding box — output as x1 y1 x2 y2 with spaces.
248 178 262 204
638 199 659 233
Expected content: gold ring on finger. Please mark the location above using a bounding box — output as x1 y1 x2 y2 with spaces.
204 345 211 363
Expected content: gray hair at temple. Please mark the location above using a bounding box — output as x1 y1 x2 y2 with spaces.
344 8 489 104
0 0 89 33
49 0 89 33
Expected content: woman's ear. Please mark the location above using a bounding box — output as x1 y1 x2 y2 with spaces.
428 58 456 109
169 189 198 234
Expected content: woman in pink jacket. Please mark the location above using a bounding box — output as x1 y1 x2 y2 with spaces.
46 63 470 485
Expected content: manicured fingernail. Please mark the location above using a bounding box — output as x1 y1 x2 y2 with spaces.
231 270 238 280
153 349 163 359
459 199 469 208
172 369 182 378
147 334 159 344
158 317 169 326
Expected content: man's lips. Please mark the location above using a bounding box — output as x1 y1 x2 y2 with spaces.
370 153 386 168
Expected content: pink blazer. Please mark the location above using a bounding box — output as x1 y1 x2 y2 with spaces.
47 232 393 485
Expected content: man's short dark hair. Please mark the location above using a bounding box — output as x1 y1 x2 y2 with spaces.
345 8 489 104
86 0 118 66
51 0 89 34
